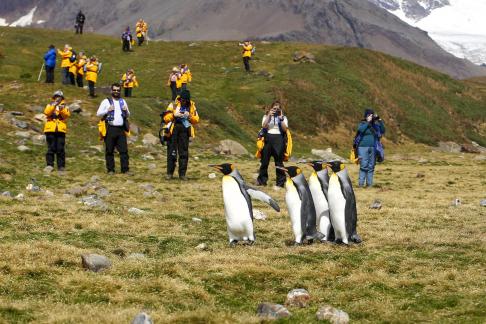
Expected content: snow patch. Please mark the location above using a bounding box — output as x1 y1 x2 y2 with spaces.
37 20 45 24
10 7 37 27
0 18 8 27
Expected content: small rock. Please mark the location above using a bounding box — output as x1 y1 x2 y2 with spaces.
29 125 43 134
26 183 41 192
142 133 159 146
370 199 382 210
139 183 155 192
451 198 461 207
147 163 156 170
44 166 54 173
127 253 146 260
32 134 46 145
436 141 461 153
69 103 82 113
257 70 274 78
15 131 31 139
131 312 153 324
67 186 88 197
480 199 486 207
253 209 267 220
260 40 271 44
214 139 249 155
29 105 44 113
95 187 110 197
81 254 112 272
285 288 311 308
316 305 349 323
12 119 28 129
1 191 12 197
257 303 291 320
34 113 46 122
0 104 4 113
461 144 480 154
129 123 140 135
17 145 30 152
128 207 145 215
416 172 425 178
90 175 100 183
292 51 316 63
192 217 202 223
14 193 24 201
141 153 155 160
80 195 107 209
208 173 217 179
417 158 428 164
44 190 54 197
194 156 199 161
127 135 138 144
10 111 24 116
195 243 208 251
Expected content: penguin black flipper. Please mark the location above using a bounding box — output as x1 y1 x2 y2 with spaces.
245 186 280 212
337 168 361 243
230 171 253 220
295 178 320 241
317 168 335 242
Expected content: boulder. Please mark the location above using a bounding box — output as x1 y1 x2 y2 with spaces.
293 51 316 63
81 254 112 272
471 141 486 154
316 305 349 324
461 144 480 154
311 149 346 162
129 123 140 135
257 303 291 320
131 312 153 324
69 103 82 113
15 131 31 139
215 139 249 155
142 133 159 146
12 118 28 129
437 141 461 153
285 289 311 307
17 145 30 152
32 134 46 145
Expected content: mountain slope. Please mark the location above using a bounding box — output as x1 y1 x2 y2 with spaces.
0 27 485 152
0 0 484 78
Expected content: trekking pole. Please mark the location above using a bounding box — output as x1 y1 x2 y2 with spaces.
37 63 45 82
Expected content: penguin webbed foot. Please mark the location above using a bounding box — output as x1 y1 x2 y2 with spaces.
350 234 362 244
229 240 238 247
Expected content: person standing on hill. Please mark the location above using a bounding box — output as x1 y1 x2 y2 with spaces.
85 56 99 97
256 101 288 187
96 84 131 175
162 89 199 180
68 54 77 86
43 90 71 171
239 40 253 72
121 68 139 97
135 19 145 46
179 64 192 91
57 44 73 84
355 108 385 187
121 27 133 52
75 10 86 34
167 67 181 100
75 51 87 88
43 45 56 84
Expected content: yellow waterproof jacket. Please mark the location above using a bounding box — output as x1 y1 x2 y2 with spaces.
142 22 148 33
85 61 99 83
122 73 139 88
69 60 77 75
180 69 192 84
242 44 253 58
167 73 182 88
136 25 143 37
163 100 199 138
43 100 71 133
58 49 73 68
76 56 87 76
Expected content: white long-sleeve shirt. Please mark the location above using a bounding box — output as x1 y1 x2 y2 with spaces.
262 115 288 135
96 98 130 126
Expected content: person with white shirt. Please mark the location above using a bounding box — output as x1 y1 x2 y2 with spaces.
256 101 288 187
96 84 131 174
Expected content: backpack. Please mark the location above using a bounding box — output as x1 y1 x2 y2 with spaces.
255 122 293 161
69 50 77 63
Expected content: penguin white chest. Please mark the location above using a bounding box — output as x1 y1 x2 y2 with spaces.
222 176 253 240
309 173 331 238
285 178 303 243
328 174 348 244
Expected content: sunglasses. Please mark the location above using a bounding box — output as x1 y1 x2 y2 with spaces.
112 89 121 92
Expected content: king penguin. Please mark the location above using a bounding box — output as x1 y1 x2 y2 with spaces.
306 161 332 241
326 161 362 244
278 166 323 244
210 163 280 245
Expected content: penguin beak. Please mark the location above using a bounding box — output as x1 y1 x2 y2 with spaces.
208 164 222 172
276 166 289 175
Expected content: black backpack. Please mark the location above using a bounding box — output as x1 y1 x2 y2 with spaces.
69 50 77 63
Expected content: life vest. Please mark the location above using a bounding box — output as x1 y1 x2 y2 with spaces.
98 98 130 140
162 100 199 138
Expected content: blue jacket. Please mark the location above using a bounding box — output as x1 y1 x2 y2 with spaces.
44 48 56 68
357 120 385 147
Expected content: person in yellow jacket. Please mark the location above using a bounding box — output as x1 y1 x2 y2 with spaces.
85 56 99 97
57 44 73 84
75 51 87 88
179 64 192 91
135 19 145 46
68 56 77 86
239 40 253 72
43 90 71 171
162 89 199 180
121 68 139 97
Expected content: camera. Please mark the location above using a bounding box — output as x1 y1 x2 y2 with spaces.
273 108 281 117
372 114 380 121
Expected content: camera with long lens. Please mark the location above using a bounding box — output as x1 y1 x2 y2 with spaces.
273 108 281 117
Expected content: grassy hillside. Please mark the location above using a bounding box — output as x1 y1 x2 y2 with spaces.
0 27 485 323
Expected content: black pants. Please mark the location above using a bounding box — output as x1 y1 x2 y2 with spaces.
243 57 251 72
69 72 76 85
88 81 95 97
104 125 129 173
257 134 286 187
122 40 130 51
75 23 84 34
181 83 188 91
170 81 177 100
137 36 144 46
76 74 84 87
45 132 66 169
167 123 190 177
124 87 132 97
61 67 70 84
45 66 54 83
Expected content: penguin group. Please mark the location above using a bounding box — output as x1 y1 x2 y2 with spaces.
211 161 362 246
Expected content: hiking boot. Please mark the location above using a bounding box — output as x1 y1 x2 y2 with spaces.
165 174 173 180
122 171 133 176
107 171 115 175
179 176 188 181
58 167 65 172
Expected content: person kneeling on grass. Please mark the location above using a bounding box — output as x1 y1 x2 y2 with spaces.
162 90 199 180
43 90 71 171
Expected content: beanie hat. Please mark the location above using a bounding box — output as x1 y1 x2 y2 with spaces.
53 90 64 98
180 89 191 101
364 108 374 118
